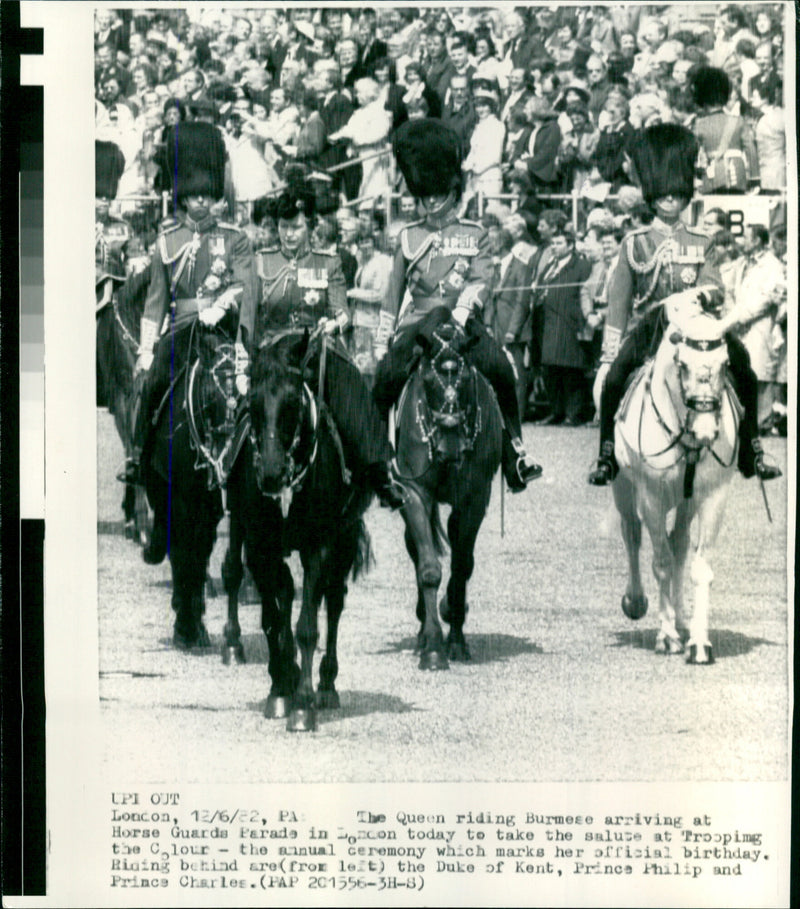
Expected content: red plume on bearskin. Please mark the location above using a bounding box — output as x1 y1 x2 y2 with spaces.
95 140 125 200
393 118 463 200
628 123 698 206
160 121 226 200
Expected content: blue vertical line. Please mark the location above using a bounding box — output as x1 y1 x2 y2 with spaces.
167 122 180 560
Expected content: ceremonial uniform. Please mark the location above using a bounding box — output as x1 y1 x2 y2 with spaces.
374 209 524 442
241 245 349 343
131 122 258 559
373 117 541 490
241 238 395 487
136 212 257 468
95 216 130 293
589 122 775 484
95 140 128 310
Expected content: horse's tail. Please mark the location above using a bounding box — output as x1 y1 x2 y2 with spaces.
350 518 375 581
430 502 448 556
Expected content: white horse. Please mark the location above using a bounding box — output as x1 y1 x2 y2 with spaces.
613 306 740 664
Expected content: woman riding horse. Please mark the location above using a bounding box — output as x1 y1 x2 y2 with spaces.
371 118 543 492
234 176 404 511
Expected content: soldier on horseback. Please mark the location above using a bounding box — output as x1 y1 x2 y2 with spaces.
130 121 259 563
588 119 781 487
95 140 130 312
234 175 405 511
372 118 543 492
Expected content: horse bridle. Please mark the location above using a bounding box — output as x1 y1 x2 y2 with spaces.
250 376 319 497
422 328 481 445
639 335 735 469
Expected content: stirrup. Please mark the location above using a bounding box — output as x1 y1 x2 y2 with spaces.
116 458 141 485
505 454 542 492
755 456 782 481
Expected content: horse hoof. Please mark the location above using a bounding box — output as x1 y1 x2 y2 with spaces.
194 625 211 649
655 636 683 655
686 644 714 665
316 690 340 710
172 629 195 651
622 593 648 620
264 696 292 719
419 650 449 671
448 642 471 662
287 708 317 732
221 644 245 665
124 520 135 541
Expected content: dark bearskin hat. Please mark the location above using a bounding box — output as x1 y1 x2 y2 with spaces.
689 65 731 110
160 121 226 201
393 118 463 200
95 140 125 200
629 123 698 207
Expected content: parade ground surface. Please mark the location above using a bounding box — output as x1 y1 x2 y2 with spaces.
97 410 789 784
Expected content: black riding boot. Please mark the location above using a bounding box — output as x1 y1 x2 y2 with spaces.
728 337 782 481
502 432 543 492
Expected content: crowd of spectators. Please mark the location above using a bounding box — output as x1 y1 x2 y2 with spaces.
95 4 789 430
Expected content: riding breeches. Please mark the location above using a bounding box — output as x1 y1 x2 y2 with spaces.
373 307 523 439
598 307 760 474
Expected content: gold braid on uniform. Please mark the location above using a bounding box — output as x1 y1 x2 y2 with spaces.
624 234 678 308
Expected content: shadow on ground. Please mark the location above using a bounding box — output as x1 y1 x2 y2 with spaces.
379 632 543 664
610 627 778 659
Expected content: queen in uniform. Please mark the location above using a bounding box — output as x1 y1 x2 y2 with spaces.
372 118 542 492
588 122 781 486
235 177 404 510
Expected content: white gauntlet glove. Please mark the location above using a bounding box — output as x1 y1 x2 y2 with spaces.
234 342 249 397
136 318 159 375
374 310 395 360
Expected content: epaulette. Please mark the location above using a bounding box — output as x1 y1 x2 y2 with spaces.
255 245 281 256
159 218 181 234
457 218 484 229
310 248 337 257
216 221 243 232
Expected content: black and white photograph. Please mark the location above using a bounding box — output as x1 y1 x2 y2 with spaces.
7 1 796 906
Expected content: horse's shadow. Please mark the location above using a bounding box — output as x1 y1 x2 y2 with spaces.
245 691 420 725
379 632 544 665
610 627 779 660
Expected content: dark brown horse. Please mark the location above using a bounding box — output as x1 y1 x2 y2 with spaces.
96 269 151 544
222 332 373 731
394 318 503 669
141 323 235 648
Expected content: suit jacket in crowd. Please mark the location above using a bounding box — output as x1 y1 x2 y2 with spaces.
485 244 536 343
537 250 592 369
523 119 562 189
